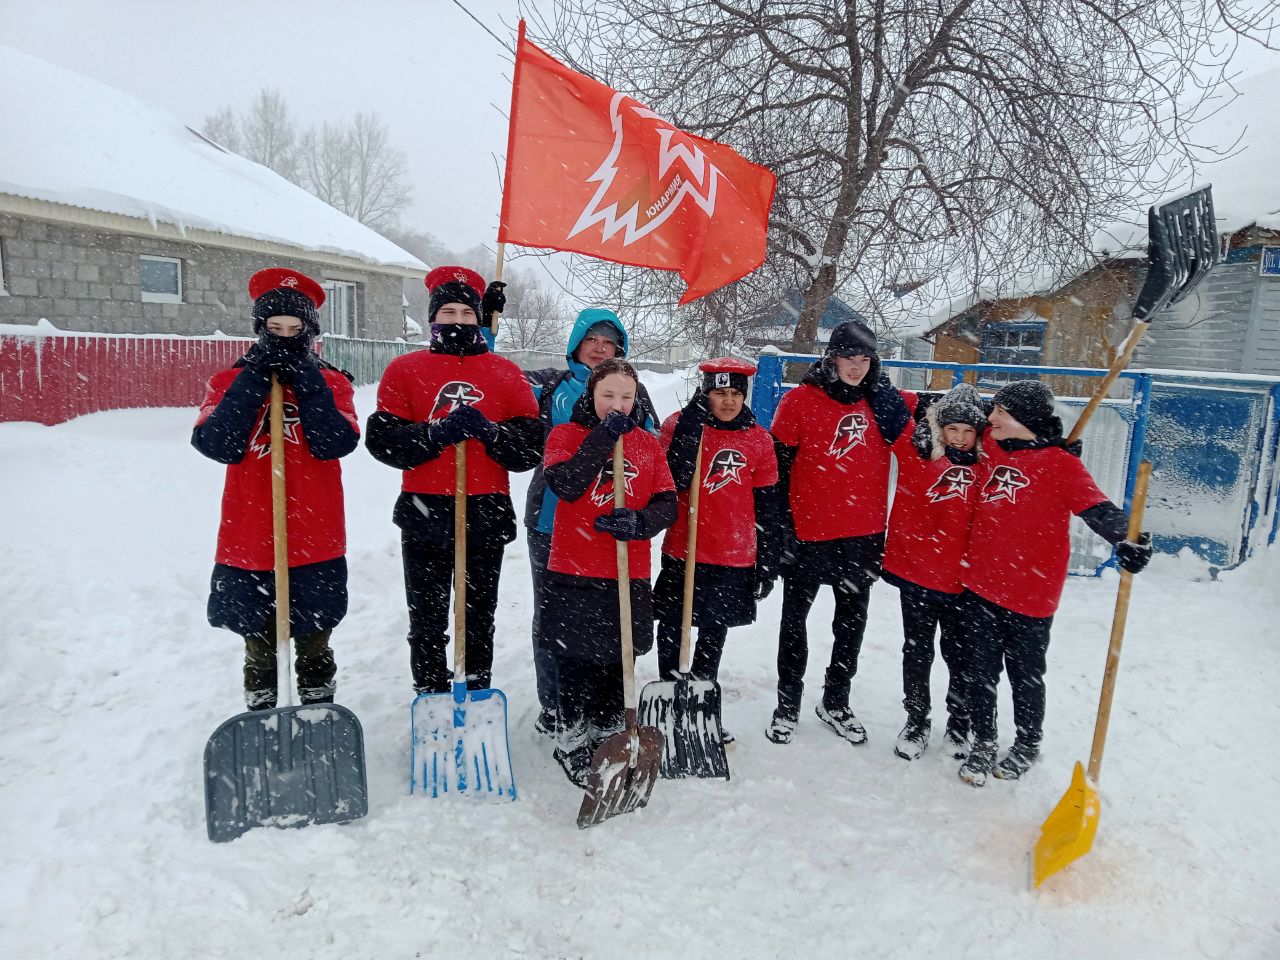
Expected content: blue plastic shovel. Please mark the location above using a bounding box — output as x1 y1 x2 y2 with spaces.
410 442 517 801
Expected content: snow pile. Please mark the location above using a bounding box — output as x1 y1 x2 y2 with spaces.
1 384 1277 958
0 45 425 272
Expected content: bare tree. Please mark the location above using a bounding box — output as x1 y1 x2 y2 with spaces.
200 107 241 154
499 269 573 352
239 88 298 181
533 1 1278 353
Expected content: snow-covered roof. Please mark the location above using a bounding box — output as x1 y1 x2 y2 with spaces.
0 45 427 273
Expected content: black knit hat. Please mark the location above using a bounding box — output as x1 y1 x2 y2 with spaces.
993 380 1062 438
936 383 987 429
826 318 879 358
252 288 321 338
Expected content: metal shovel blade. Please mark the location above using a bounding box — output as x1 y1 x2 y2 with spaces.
576 725 662 829
410 684 517 801
1032 761 1101 887
638 677 730 780
204 703 369 843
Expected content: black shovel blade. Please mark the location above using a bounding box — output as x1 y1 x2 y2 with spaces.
1134 186 1218 322
204 704 368 843
638 677 730 780
576 726 662 829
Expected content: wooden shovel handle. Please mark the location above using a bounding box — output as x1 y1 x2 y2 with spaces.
269 376 292 706
1086 460 1152 783
1066 323 1149 446
679 434 704 674
612 439 639 759
454 443 467 681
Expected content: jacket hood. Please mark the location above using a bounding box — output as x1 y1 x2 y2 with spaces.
566 308 629 381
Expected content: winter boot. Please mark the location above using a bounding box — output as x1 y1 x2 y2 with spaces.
993 740 1040 781
299 684 335 705
411 644 452 696
554 719 593 789
244 688 276 712
533 707 558 739
958 740 998 787
815 702 868 745
893 717 932 761
765 711 797 744
943 718 971 760
766 681 803 744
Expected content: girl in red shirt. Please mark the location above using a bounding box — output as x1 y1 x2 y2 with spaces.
538 359 677 787
653 359 782 740
883 383 988 761
957 380 1153 787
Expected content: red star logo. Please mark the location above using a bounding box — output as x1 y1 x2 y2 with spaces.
926 465 976 504
828 412 868 460
248 401 302 459
982 465 1030 504
590 457 640 507
430 381 485 421
703 448 747 494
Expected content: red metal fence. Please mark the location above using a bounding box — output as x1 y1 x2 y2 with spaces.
0 333 255 425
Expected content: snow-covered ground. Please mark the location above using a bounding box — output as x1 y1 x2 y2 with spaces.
2 377 1278 959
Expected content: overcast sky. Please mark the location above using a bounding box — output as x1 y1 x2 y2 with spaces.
1 0 532 256
4 1 1279 266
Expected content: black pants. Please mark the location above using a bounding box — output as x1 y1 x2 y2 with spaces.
402 532 503 691
656 619 729 681
963 590 1053 748
526 528 559 711
555 655 624 747
776 569 876 713
243 625 336 707
898 580 967 727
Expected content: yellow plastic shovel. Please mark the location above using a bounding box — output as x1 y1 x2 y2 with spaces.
1032 460 1151 887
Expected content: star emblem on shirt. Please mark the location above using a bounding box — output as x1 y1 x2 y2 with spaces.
828 412 868 460
703 448 748 494
249 401 302 459
981 465 1030 504
926 465 976 504
430 381 485 420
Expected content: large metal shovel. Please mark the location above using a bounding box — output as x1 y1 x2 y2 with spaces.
1066 185 1218 446
1032 461 1151 887
577 440 663 829
204 375 369 843
638 434 730 780
411 443 517 801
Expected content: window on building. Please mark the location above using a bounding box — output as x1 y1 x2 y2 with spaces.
322 280 358 337
140 255 183 303
979 320 1046 385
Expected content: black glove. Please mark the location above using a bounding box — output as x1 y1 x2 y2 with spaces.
427 405 495 448
600 410 636 440
910 418 934 458
594 507 646 541
245 334 308 383
1115 533 1153 574
482 281 507 325
754 574 775 602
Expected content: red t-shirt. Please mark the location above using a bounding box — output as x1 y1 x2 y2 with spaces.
197 368 357 571
769 383 893 542
659 414 779 568
545 424 675 580
961 435 1108 617
374 349 538 495
884 431 986 594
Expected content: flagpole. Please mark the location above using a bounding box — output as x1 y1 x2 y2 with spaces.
492 242 505 337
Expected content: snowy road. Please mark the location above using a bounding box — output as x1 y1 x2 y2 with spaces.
2 384 1277 959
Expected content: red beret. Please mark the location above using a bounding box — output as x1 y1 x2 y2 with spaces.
699 357 758 376
426 265 486 298
248 268 326 308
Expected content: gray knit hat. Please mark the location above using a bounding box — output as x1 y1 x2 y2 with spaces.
936 383 987 429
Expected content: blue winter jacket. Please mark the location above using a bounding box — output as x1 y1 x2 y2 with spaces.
523 308 659 534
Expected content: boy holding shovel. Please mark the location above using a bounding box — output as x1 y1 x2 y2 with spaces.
653 358 781 743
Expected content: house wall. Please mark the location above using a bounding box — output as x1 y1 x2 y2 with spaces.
1132 258 1255 374
1251 272 1280 375
0 214 405 340
928 333 979 389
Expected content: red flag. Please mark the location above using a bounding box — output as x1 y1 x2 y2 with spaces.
498 22 776 305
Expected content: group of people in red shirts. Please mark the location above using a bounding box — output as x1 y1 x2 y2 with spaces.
195 265 1153 791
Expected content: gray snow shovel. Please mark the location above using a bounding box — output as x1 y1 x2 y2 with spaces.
638 434 730 780
577 440 663 828
410 443 517 801
204 375 369 843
